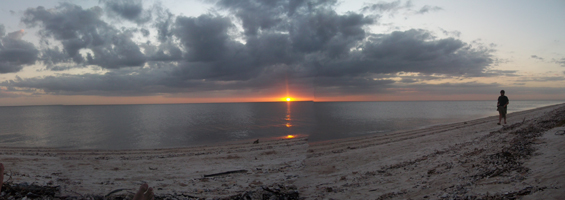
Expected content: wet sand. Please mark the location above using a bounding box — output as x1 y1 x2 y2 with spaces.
1 103 564 199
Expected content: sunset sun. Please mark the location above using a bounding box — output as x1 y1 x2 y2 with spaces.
281 97 294 102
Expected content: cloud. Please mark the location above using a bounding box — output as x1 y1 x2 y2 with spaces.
416 5 442 14
290 10 373 56
439 28 461 38
481 69 518 77
0 29 40 73
553 57 565 67
216 0 289 36
22 3 147 69
174 14 233 62
0 89 22 98
531 55 544 60
361 0 411 13
102 0 151 24
516 76 565 82
361 1 441 16
2 66 173 96
531 55 565 67
3 0 497 98
152 4 175 43
312 29 493 78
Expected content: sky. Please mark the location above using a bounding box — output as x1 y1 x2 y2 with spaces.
0 0 564 106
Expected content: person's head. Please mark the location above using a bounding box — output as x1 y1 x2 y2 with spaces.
500 90 505 95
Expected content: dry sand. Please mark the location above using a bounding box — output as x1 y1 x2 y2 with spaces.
1 103 564 199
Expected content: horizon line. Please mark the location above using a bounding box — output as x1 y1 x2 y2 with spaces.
1 99 564 107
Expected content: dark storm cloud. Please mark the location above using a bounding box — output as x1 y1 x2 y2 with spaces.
3 0 497 97
152 5 174 43
246 32 295 66
40 46 78 70
171 14 265 81
290 10 373 56
22 3 146 69
174 14 233 62
102 0 151 24
0 29 39 73
0 24 5 37
216 0 288 36
312 29 492 78
142 41 182 62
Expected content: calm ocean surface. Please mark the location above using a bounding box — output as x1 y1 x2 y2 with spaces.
0 100 562 149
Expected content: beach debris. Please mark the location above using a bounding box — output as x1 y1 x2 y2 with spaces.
222 184 299 200
203 169 248 178
1 182 60 199
555 130 565 135
253 139 259 144
375 189 407 200
104 188 129 197
440 105 565 199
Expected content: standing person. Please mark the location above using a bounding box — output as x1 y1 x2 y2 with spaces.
497 90 509 125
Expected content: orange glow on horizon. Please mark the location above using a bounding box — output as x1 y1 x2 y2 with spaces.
281 97 295 102
286 135 295 139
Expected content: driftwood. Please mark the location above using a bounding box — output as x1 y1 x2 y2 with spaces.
203 169 248 177
104 188 129 197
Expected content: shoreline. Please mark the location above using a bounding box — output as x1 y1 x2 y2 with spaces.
1 103 564 199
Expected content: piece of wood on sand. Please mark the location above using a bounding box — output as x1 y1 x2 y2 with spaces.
203 170 248 178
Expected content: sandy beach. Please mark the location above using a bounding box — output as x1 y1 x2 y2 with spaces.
1 103 564 199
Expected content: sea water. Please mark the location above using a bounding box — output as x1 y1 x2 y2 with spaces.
0 100 562 149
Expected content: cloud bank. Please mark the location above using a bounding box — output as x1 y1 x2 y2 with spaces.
1 0 503 99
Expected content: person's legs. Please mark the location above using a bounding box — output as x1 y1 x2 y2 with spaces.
502 107 507 124
133 183 154 200
1 163 4 193
498 108 502 125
